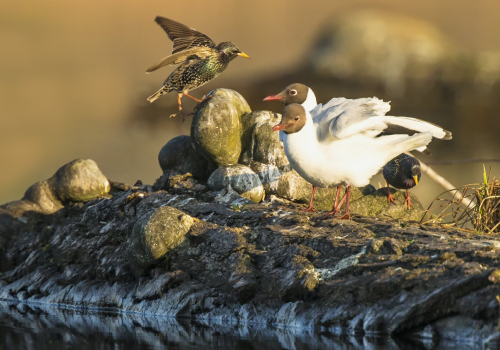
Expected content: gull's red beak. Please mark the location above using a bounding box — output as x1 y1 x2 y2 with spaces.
272 124 290 132
263 94 283 102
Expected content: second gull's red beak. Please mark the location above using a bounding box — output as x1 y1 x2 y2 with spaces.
272 124 289 132
263 94 283 102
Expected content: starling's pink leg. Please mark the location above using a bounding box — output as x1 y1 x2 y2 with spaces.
322 186 343 218
184 93 204 103
404 189 413 210
171 93 193 121
301 186 317 212
387 182 397 205
337 185 352 220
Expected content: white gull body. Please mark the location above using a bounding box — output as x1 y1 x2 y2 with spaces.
281 97 450 188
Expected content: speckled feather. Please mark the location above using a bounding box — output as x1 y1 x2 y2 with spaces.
383 154 421 190
156 54 229 96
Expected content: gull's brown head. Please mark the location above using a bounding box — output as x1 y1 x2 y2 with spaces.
263 83 310 105
272 104 307 134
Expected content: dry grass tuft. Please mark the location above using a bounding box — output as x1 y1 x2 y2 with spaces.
421 166 500 233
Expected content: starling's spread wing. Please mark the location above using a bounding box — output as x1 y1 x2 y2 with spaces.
146 47 216 73
155 16 216 54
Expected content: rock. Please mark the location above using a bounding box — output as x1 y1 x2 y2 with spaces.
158 135 212 179
276 171 375 211
0 236 7 250
306 10 456 96
249 161 282 194
191 89 251 167
127 206 195 276
228 251 258 302
240 111 288 167
2 158 108 218
23 179 63 214
349 187 424 221
53 159 110 203
279 255 319 301
2 174 500 343
135 270 190 299
214 187 253 206
208 165 265 203
367 238 408 256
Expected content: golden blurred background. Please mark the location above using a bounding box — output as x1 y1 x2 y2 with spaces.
1 0 500 208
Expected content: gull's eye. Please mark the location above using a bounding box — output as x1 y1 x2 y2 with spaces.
294 116 300 121
290 89 297 96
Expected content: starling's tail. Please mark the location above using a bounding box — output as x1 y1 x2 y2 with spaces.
147 85 172 103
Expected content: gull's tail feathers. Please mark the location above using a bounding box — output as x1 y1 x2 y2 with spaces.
382 116 452 140
386 132 433 161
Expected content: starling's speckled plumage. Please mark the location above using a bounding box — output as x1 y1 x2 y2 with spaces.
383 153 421 209
146 17 249 117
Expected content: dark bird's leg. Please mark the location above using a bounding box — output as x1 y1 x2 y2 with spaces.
184 93 204 103
301 186 316 212
171 93 193 121
337 185 351 220
184 92 213 106
322 186 343 218
387 182 397 205
404 189 413 210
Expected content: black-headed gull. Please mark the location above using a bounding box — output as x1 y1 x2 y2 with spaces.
383 153 421 210
272 101 451 220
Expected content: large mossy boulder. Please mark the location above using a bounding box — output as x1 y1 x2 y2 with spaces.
191 89 251 168
208 165 265 203
127 206 195 277
1 158 110 218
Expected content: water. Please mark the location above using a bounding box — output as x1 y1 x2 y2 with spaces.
0 302 480 350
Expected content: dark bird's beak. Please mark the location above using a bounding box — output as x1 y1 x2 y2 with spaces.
263 94 283 102
272 124 290 132
413 175 419 186
237 52 250 58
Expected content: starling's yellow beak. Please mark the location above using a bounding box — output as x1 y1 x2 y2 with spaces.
413 175 419 186
237 52 250 59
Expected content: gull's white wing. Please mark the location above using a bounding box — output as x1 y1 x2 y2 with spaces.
311 97 451 145
311 97 391 142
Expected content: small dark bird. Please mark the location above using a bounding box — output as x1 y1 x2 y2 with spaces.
383 153 421 210
146 17 250 118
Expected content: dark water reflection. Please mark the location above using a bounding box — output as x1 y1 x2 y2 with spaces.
0 302 480 350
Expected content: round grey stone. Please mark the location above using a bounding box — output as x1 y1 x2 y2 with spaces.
127 206 195 276
53 159 110 203
208 165 265 203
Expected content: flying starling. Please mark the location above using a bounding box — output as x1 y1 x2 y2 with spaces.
383 153 422 210
146 16 250 118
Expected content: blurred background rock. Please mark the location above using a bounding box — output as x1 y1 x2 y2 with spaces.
1 0 500 208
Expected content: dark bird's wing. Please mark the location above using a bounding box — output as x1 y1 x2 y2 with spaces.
146 16 218 73
146 47 215 73
155 16 216 53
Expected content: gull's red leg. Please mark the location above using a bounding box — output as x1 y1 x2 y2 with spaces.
322 186 343 218
301 186 317 212
387 182 397 205
337 185 351 220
